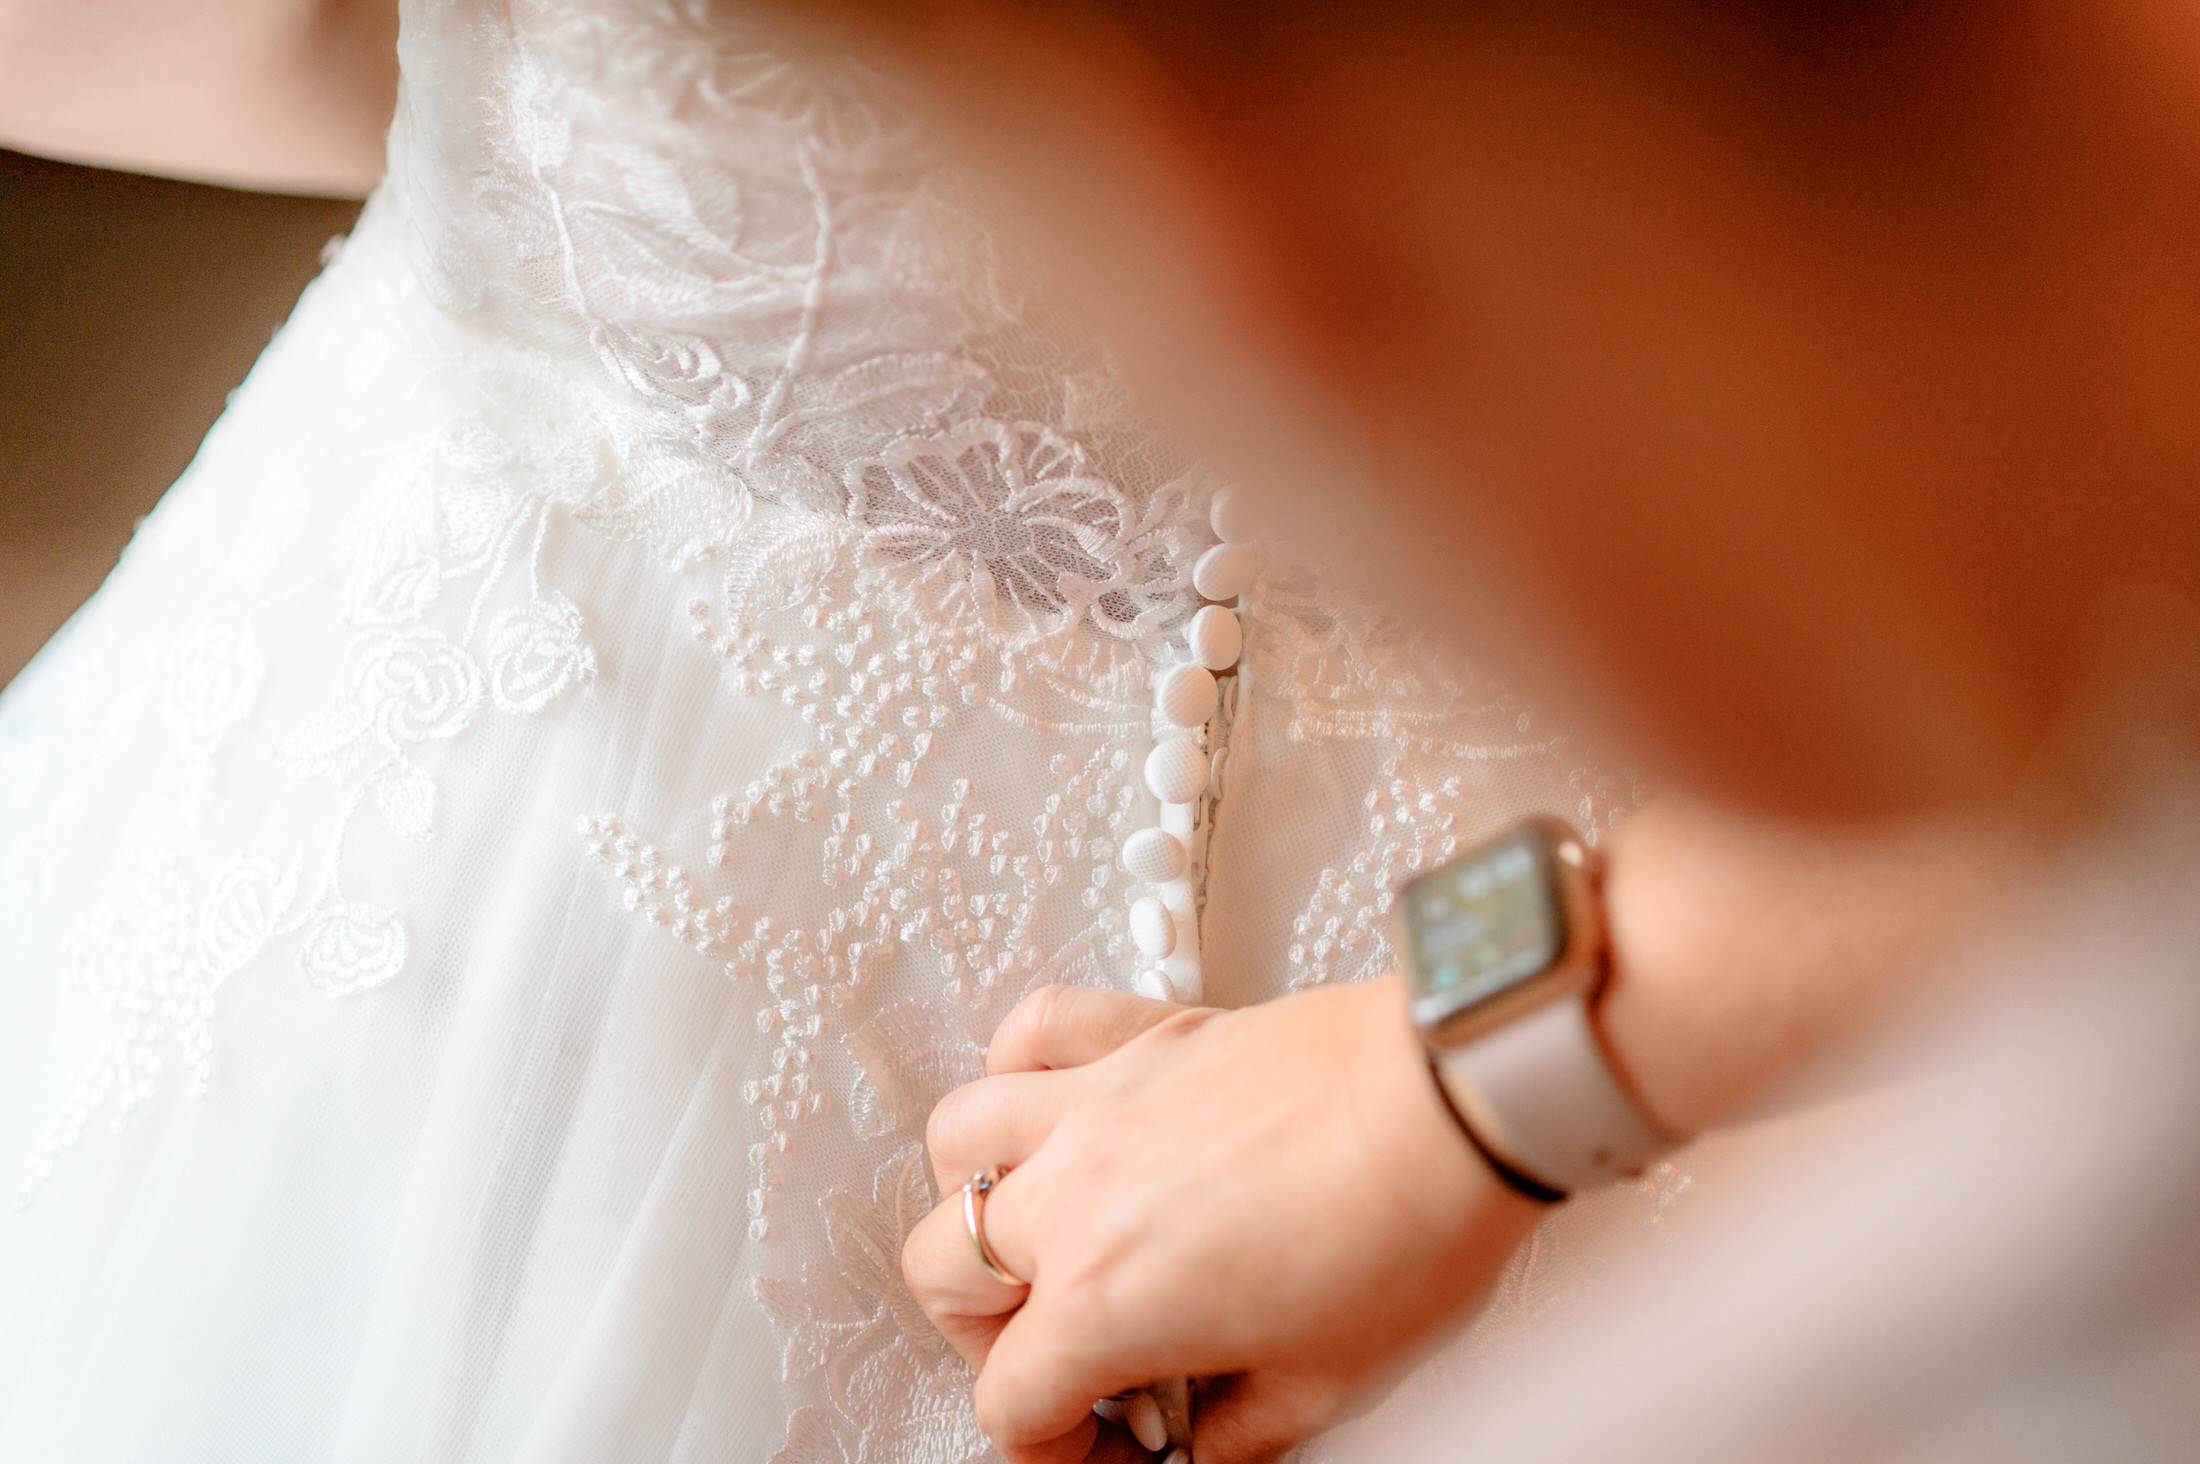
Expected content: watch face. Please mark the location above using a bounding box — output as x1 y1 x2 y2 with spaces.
1401 824 1566 1029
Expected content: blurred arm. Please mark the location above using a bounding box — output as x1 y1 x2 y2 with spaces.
1600 795 2035 1135
0 0 398 197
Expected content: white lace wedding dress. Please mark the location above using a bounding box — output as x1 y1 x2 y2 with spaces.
0 4 1658 1460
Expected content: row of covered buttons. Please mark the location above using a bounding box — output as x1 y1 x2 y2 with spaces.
1122 485 1261 1006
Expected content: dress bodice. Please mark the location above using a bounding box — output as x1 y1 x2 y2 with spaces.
392 0 1196 604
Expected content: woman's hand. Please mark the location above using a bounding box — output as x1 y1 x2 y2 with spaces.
901 797 2036 1464
903 978 1542 1464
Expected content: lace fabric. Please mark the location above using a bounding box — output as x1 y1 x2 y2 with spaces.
0 4 1672 1460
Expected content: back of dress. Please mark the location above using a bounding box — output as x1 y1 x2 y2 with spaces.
0 3 1631 1460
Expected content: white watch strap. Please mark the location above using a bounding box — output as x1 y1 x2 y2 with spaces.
1432 992 1672 1195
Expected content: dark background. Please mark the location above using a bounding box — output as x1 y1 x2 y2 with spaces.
0 148 362 687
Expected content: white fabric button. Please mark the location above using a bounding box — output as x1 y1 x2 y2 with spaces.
1186 604 1241 671
1133 968 1175 1003
1128 897 1176 959
1144 737 1209 805
1154 663 1217 729
1209 484 1264 544
1121 827 1188 883
1192 542 1254 602
1166 966 1202 1005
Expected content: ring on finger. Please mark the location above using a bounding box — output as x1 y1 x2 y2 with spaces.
962 1165 1028 1287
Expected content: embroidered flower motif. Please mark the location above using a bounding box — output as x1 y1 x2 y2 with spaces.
19 853 202 1203
849 419 1197 648
430 470 528 575
370 754 442 844
592 324 750 426
488 592 599 714
194 856 299 986
298 903 409 998
844 1001 984 1141
357 627 486 745
757 1147 993 1464
22 851 297 1203
707 47 917 171
283 626 487 818
349 549 446 627
168 613 268 758
768 1407 859 1464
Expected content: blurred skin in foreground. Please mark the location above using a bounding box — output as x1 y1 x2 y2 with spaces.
804 0 2200 824
775 3 2200 1461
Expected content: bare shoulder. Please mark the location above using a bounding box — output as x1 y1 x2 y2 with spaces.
0 0 397 197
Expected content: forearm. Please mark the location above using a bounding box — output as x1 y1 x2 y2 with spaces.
1599 795 2036 1136
0 0 397 196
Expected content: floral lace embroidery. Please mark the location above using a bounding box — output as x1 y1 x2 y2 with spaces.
167 612 269 811
22 373 605 1199
850 420 1199 649
1570 759 1655 848
1247 557 1656 998
580 482 1186 1240
1250 562 1551 758
272 475 599 981
18 850 298 1203
1284 753 1472 992
756 1147 992 1464
1244 561 1565 994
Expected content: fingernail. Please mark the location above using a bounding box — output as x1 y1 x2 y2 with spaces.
1125 1391 1168 1451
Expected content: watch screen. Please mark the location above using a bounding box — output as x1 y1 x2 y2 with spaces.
1402 825 1563 1024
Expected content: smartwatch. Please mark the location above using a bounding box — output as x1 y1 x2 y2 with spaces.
1394 816 1673 1201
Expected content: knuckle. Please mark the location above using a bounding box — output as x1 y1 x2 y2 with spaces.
923 1081 977 1164
992 983 1073 1070
969 1370 1014 1445
1148 1002 1221 1045
899 1225 939 1303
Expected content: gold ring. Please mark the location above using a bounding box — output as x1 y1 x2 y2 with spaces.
962 1165 1028 1287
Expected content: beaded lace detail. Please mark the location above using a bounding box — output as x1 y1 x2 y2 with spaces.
0 1 1673 1457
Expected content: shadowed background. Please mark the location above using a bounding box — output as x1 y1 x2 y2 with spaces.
0 148 360 687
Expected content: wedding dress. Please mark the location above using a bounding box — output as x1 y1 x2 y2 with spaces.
0 3 1667 1460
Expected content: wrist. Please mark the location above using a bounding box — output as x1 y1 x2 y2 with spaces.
1350 976 1550 1248
1394 817 1679 1194
1596 795 2034 1136
1350 977 1531 1224
1594 804 1722 1137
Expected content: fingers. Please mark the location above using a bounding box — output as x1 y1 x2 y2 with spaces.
908 1072 1089 1374
924 1068 1083 1197
996 1411 1104 1464
901 1188 1026 1370
1188 1372 1341 1464
971 1290 1142 1464
903 1191 1194 1464
987 983 1190 1076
